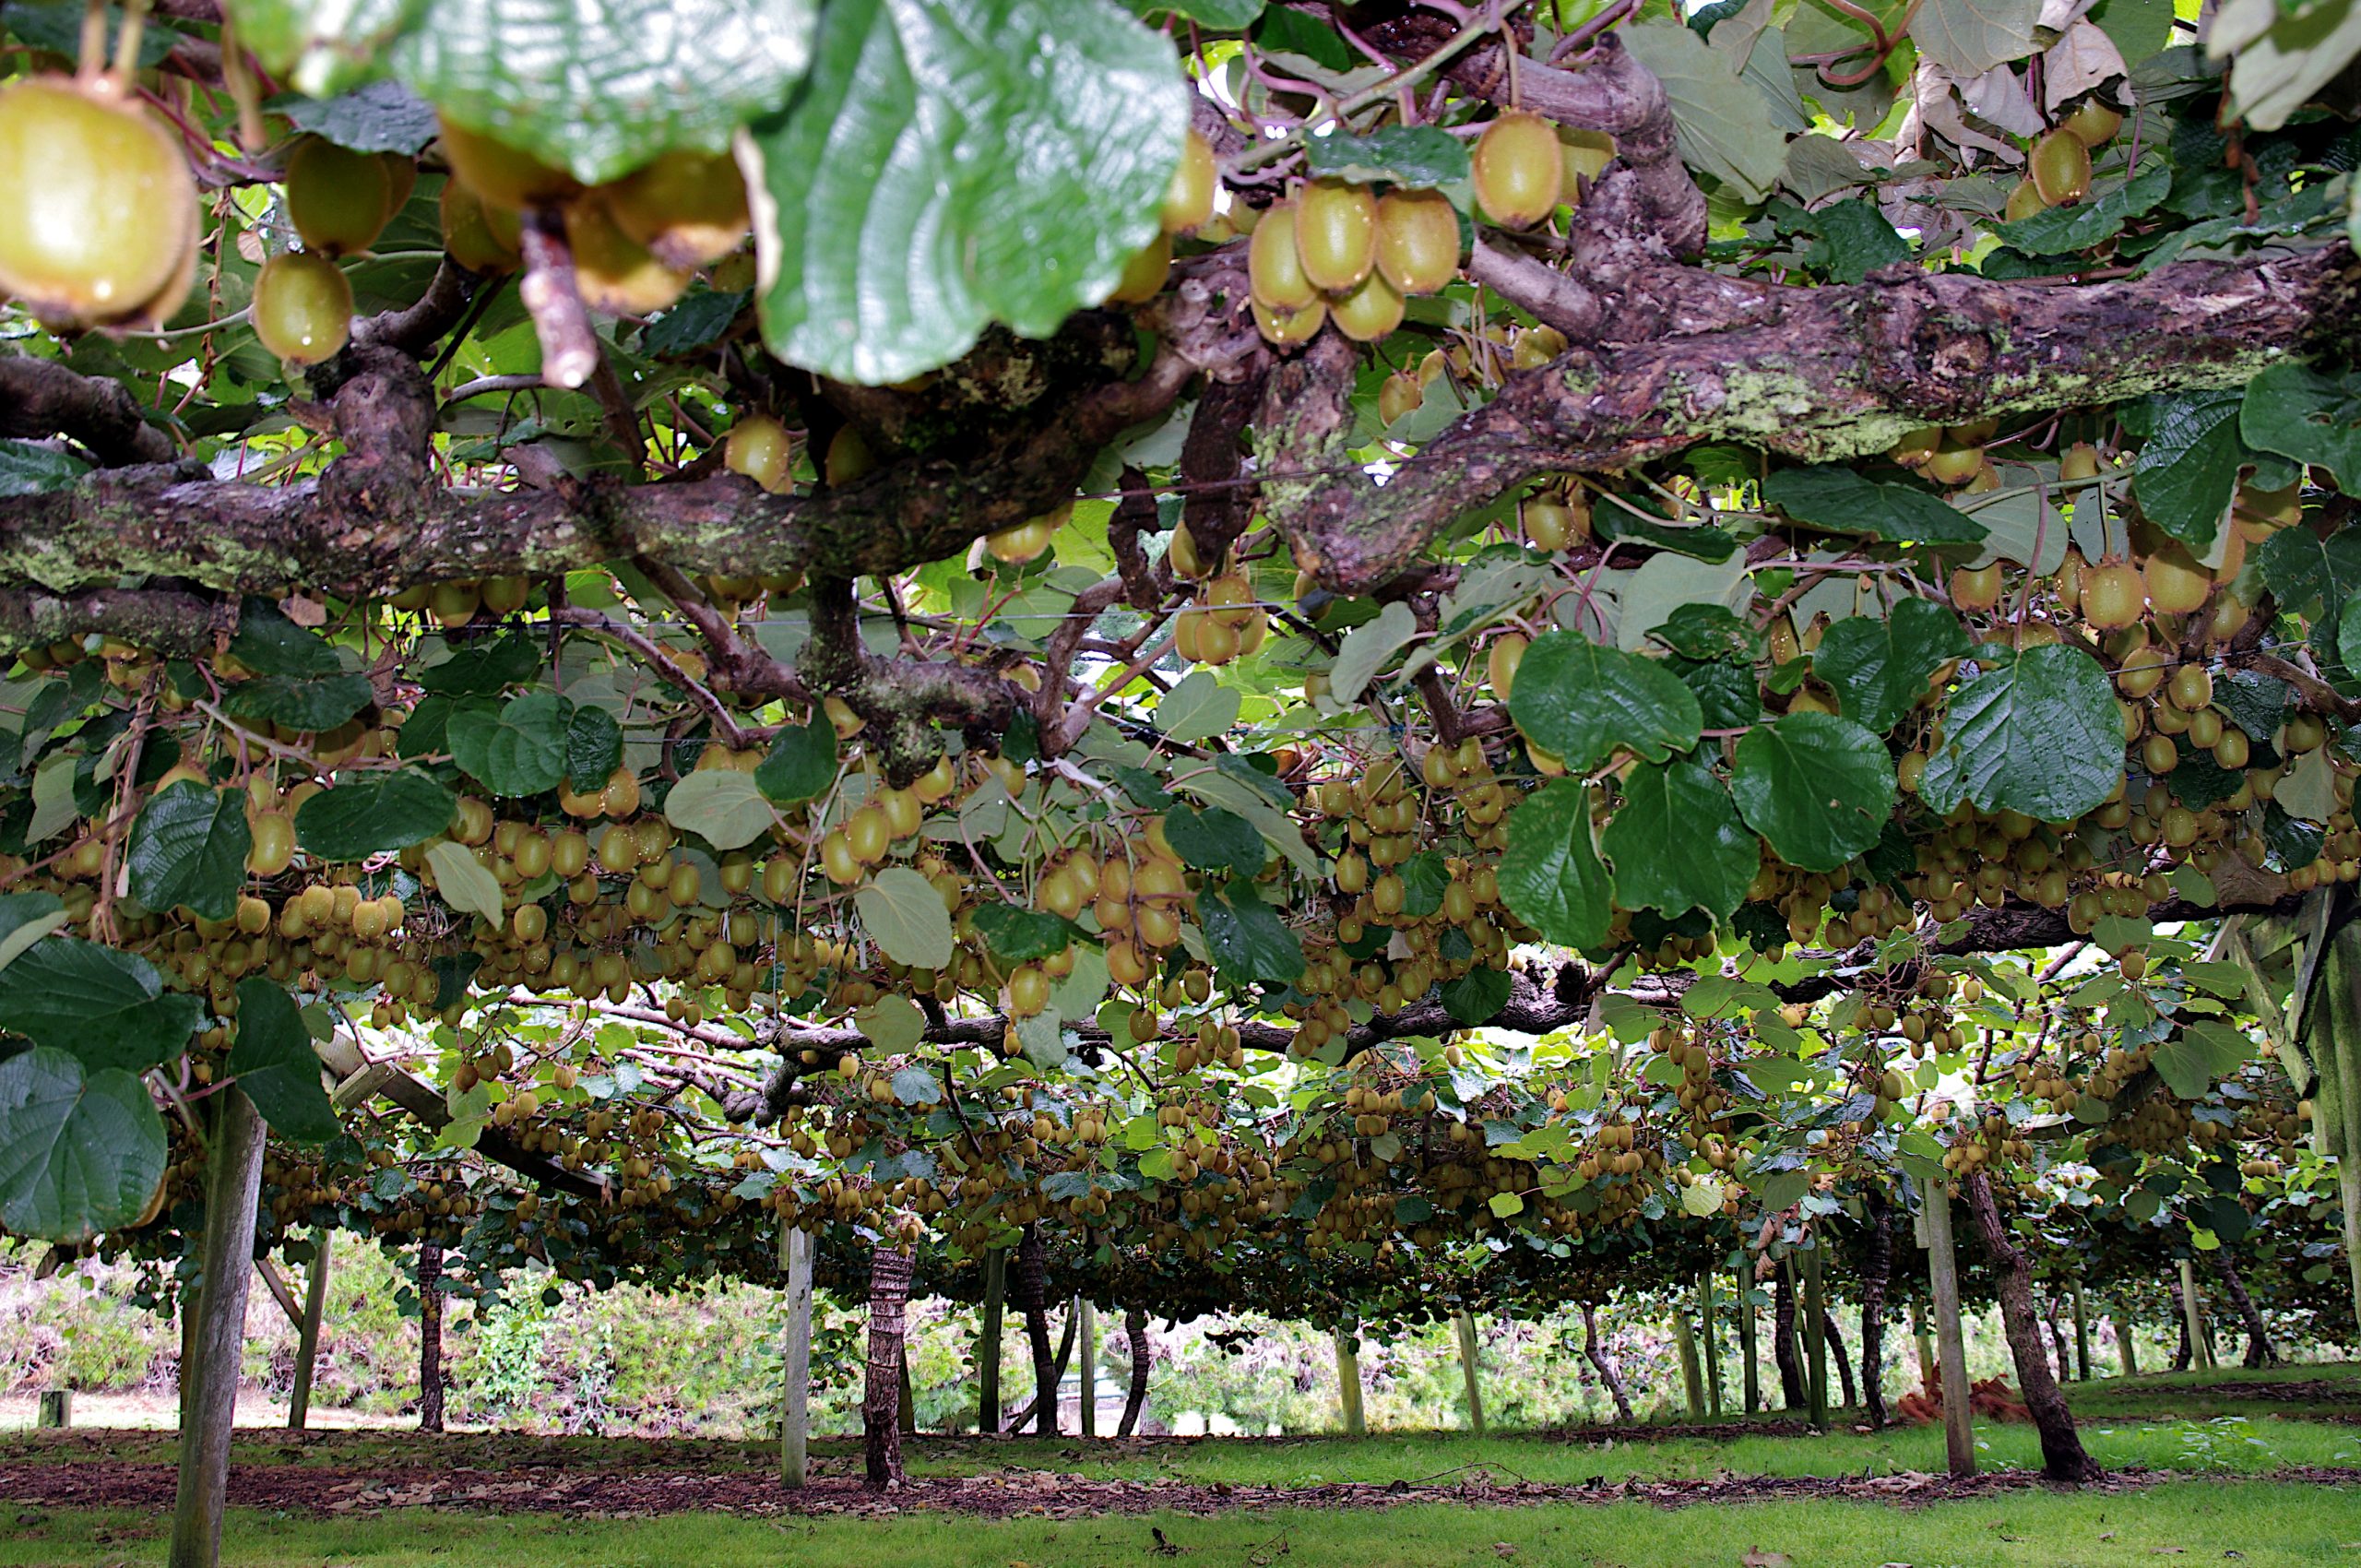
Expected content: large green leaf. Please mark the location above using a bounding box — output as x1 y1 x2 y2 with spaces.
223 672 374 732
2127 390 2248 557
1157 671 1244 742
1811 599 1967 735
1602 756 1758 924
2152 1018 2254 1099
240 0 820 184
296 769 458 861
1508 634 1702 772
1163 805 1265 880
1731 713 1897 873
855 866 955 969
564 703 625 793
1990 162 2170 255
2242 361 2361 493
1498 779 1612 950
1914 0 2039 74
1619 18 1791 204
664 768 778 850
0 891 68 977
745 0 1187 385
424 840 506 924
125 781 251 921
1761 467 1987 546
755 720 838 803
447 692 571 797
970 901 1081 961
1198 883 1306 988
0 1048 167 1242
0 939 202 1073
228 978 340 1144
1916 644 2124 822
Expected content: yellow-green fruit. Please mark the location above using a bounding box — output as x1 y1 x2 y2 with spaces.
252 252 354 365
0 78 196 326
2081 559 2145 630
1160 128 1216 234
1472 112 1562 229
286 136 396 257
2029 129 2091 207
2143 544 2211 615
1328 268 1403 342
1294 178 1377 293
439 179 523 273
987 505 1063 564
1560 128 1616 191
726 414 795 493
1106 232 1170 305
1248 199 1317 310
1373 187 1459 295
825 425 874 486
1523 495 1584 552
1252 294 1325 347
1376 370 1421 426
564 199 692 315
1489 632 1528 702
2060 98 2122 148
2004 178 2044 222
600 149 749 267
437 114 579 209
1923 443 1986 486
2059 442 2101 483
1949 562 2004 612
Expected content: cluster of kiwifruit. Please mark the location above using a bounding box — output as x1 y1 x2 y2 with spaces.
1166 530 1270 666
2004 95 2124 221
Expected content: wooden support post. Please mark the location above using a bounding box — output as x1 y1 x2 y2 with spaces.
1077 1298 1097 1439
1911 1301 1936 1387
1923 1182 1977 1479
2177 1257 2214 1371
168 1087 268 1568
253 1258 303 1330
1800 1242 1829 1431
1335 1331 1366 1437
1453 1312 1486 1436
779 1225 813 1488
1672 1311 1705 1420
1699 1272 1724 1417
287 1230 331 1431
1737 1266 1760 1415
979 1250 1004 1436
2070 1280 2092 1382
2114 1309 2140 1377
37 1389 69 1429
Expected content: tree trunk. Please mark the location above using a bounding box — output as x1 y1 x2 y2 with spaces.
1453 1312 1486 1435
1772 1267 1805 1409
2216 1256 2277 1367
1076 1298 1097 1438
1799 1249 1829 1430
1821 1310 1854 1410
1335 1331 1366 1437
1580 1301 1634 1423
287 1230 331 1431
978 1250 1004 1436
1737 1266 1759 1414
1118 1306 1151 1437
899 1346 919 1434
2169 1269 2195 1372
1698 1273 1724 1417
999 1300 1078 1434
2177 1257 2216 1371
864 1244 912 1489
1910 1300 1936 1389
1859 1186 1892 1427
1922 1183 1976 1479
2047 1297 2073 1384
416 1240 445 1434
1671 1311 1704 1420
2070 1281 2092 1382
2314 922 2361 1344
1014 1226 1056 1436
2114 1310 2140 1377
780 1225 813 1486
168 1087 268 1568
1963 1172 2101 1483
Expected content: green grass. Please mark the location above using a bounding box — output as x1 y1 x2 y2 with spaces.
6 1482 2357 1568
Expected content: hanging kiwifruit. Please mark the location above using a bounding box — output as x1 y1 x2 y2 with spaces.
563 198 692 315
600 149 750 267
1248 199 1319 311
1327 268 1404 342
251 251 354 365
1161 128 1216 234
0 77 197 327
1373 187 1459 295
1472 112 1562 229
285 135 397 257
2028 129 2092 207
438 113 579 209
440 179 524 273
1294 177 1377 293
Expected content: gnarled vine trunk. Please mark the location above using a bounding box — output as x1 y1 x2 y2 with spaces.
1859 1185 1892 1428
1118 1307 1152 1437
1014 1225 1056 1435
1964 1173 2101 1482
1821 1311 1855 1410
1772 1268 1805 1409
2216 1256 2278 1367
864 1244 912 1489
1580 1301 1634 1423
417 1240 445 1435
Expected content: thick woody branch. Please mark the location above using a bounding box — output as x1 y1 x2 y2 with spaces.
1264 244 2361 594
802 576 1027 783
0 585 234 658
0 356 176 466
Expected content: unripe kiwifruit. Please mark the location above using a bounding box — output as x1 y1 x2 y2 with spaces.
2059 97 2122 148
1248 199 1318 310
2029 129 2091 208
252 251 354 365
726 415 795 493
440 179 523 273
438 113 579 209
2081 559 2144 631
1106 232 1170 305
1161 128 1216 234
286 136 397 257
1328 267 1403 342
564 199 692 315
1294 177 1377 293
1472 112 1561 229
2142 543 2211 615
0 77 196 327
2003 178 2044 223
1374 187 1459 294
600 149 750 268
1252 294 1325 347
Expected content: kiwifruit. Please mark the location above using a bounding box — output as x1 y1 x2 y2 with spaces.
2059 98 2122 148
563 198 692 315
0 77 196 326
1161 128 1216 234
1294 177 1376 293
2029 129 2091 207
437 113 579 209
1327 267 1404 342
251 251 353 365
1252 295 1326 346
1106 232 1171 305
1472 112 1561 229
285 135 397 257
600 149 750 267
440 179 524 273
1248 199 1318 310
725 414 794 493
1373 187 1459 295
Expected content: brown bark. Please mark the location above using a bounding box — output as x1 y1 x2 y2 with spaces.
2216 1255 2279 1368
1014 1226 1057 1437
416 1240 445 1434
0 356 176 466
1859 1186 1892 1428
1822 1311 1855 1409
1772 1267 1805 1409
1963 1173 2102 1483
1118 1306 1152 1438
2169 1272 2195 1372
863 1243 911 1489
1579 1301 1634 1423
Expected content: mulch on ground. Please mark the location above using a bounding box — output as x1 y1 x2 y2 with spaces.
5 1460 2358 1521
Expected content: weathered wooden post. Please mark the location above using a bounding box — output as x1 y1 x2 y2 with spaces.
287 1230 332 1431
1800 1242 1829 1431
36 1389 69 1429
1699 1272 1724 1417
1335 1331 1367 1437
168 1087 269 1568
780 1225 813 1488
1076 1298 1097 1439
1453 1312 1486 1435
979 1249 1005 1435
1922 1183 1976 1479
1737 1266 1759 1414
